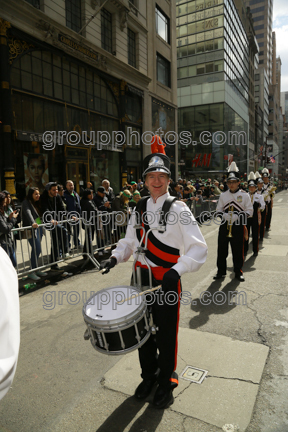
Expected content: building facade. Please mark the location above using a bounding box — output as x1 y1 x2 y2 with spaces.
246 0 274 171
176 0 250 177
0 0 177 198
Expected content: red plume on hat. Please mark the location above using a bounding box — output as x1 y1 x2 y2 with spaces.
151 135 166 154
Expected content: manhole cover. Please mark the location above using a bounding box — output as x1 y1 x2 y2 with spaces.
180 366 208 384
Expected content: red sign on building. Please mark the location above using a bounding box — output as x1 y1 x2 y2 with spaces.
192 153 212 168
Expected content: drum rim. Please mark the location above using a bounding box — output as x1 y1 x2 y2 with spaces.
85 305 149 332
82 285 146 327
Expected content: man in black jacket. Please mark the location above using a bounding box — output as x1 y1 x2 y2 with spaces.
64 180 81 248
41 182 69 269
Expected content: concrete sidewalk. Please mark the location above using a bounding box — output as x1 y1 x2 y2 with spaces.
0 192 287 432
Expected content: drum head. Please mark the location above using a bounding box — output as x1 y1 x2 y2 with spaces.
83 286 145 328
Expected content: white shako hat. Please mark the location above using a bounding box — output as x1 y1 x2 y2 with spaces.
262 167 270 178
255 171 263 184
248 172 257 187
142 135 171 178
227 161 239 181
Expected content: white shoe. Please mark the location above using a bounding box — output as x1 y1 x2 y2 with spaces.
29 272 41 281
36 271 48 277
65 253 71 258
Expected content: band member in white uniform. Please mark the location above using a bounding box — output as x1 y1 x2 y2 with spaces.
100 150 208 409
214 162 253 282
0 247 20 400
244 172 265 257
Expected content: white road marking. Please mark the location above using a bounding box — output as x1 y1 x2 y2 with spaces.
277 198 283 202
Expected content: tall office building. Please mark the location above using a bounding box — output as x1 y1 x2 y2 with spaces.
176 0 250 176
245 0 273 82
246 0 274 171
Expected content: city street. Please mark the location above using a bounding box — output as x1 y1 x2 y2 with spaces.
0 191 287 432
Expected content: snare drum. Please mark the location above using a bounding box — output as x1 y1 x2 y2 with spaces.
83 286 151 355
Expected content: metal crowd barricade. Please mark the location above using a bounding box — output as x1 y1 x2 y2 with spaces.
9 218 101 279
88 210 129 254
190 196 220 225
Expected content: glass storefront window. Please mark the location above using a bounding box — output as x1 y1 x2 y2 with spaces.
90 150 120 192
11 51 118 117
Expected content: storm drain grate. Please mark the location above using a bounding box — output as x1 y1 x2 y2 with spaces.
180 366 208 384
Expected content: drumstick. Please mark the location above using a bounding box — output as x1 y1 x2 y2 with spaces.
118 285 162 304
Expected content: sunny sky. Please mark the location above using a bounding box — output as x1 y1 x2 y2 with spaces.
273 0 288 93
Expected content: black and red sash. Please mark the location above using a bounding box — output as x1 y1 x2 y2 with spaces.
136 198 180 268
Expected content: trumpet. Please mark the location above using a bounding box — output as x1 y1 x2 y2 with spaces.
227 205 234 238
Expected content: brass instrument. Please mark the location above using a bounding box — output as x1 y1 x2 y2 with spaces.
227 205 234 238
263 186 277 201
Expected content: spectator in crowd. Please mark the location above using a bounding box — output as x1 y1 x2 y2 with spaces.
41 182 70 270
0 246 20 401
81 189 105 258
0 192 18 267
21 187 47 280
140 183 150 197
2 190 21 246
130 181 138 193
195 189 204 204
93 186 111 212
222 175 228 191
111 190 131 241
137 179 143 191
102 179 115 202
64 180 81 248
57 185 67 210
129 190 141 209
169 182 182 198
213 181 221 196
194 179 200 191
93 186 112 244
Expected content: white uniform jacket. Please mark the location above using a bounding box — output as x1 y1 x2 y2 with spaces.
216 189 253 223
112 192 208 276
262 183 276 203
249 192 265 211
0 247 20 400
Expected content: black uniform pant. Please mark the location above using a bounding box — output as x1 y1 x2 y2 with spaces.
137 266 181 390
244 217 259 254
216 223 244 275
259 207 266 239
266 201 272 230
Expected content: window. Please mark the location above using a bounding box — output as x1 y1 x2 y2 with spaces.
255 74 260 81
128 28 136 68
101 9 112 53
24 0 40 8
11 51 118 117
66 0 82 33
156 5 170 44
157 53 171 87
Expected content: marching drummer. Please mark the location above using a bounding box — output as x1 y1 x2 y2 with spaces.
100 146 208 409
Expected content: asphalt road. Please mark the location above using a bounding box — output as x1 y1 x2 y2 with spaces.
0 191 288 432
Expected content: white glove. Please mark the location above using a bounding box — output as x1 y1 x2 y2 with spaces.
222 212 239 224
